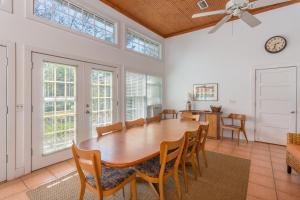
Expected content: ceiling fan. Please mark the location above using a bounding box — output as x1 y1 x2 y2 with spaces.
192 0 291 34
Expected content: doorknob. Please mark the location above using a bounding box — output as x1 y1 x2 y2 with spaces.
86 110 90 114
291 111 296 114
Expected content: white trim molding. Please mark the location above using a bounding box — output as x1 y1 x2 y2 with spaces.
0 41 16 180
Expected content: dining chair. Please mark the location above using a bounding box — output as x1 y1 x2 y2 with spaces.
181 112 199 121
125 118 145 129
181 130 199 192
221 113 248 146
161 109 178 120
71 144 137 200
195 122 210 175
134 136 186 200
96 122 123 137
146 115 161 124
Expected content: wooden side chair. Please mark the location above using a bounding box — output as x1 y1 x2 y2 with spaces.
71 144 137 200
134 136 185 200
146 115 161 124
181 112 199 121
221 113 248 145
181 130 199 192
96 122 123 137
161 109 178 120
125 118 145 129
195 122 210 175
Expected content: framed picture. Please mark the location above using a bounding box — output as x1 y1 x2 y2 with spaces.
193 83 218 101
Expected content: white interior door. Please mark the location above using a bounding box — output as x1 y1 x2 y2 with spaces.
0 46 7 182
32 53 85 170
255 67 297 145
31 53 118 170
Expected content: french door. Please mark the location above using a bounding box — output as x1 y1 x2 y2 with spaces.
32 53 118 170
255 67 297 145
0 46 7 182
84 64 117 138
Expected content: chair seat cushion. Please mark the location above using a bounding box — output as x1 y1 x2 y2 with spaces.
287 144 300 161
86 166 135 190
135 156 176 178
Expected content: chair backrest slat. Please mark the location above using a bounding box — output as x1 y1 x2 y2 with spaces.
166 148 180 162
146 115 161 124
198 122 209 147
182 130 198 159
228 113 246 121
96 122 123 137
161 109 177 119
78 159 95 174
125 118 145 129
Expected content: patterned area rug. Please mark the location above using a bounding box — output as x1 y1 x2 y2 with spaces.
27 151 250 200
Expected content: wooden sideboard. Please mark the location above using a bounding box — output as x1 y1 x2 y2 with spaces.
179 110 222 139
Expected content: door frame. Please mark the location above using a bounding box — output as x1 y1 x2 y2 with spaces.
24 46 121 174
252 64 299 143
0 41 16 181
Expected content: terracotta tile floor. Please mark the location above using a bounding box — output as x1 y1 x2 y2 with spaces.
1 138 300 200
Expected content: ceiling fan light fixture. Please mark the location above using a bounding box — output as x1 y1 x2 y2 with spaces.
197 0 209 10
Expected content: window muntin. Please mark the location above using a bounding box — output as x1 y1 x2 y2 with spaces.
126 29 161 59
34 0 116 44
43 62 76 155
91 70 113 136
126 72 162 121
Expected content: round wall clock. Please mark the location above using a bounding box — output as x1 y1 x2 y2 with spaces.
265 36 287 54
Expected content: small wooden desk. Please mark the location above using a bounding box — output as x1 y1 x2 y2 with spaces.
78 119 200 168
179 110 222 139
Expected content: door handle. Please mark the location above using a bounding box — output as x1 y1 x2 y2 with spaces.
291 111 296 114
86 110 90 114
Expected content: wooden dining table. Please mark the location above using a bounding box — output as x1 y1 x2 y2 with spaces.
78 119 201 168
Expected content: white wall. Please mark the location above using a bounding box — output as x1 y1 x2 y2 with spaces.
0 0 164 179
165 4 300 141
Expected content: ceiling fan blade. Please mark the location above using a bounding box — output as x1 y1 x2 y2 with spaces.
208 14 232 34
192 10 226 18
239 11 262 27
249 0 290 9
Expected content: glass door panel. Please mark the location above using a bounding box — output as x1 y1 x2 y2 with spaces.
42 63 77 155
85 64 117 137
90 70 113 136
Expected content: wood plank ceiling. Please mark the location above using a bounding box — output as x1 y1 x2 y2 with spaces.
100 0 299 38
